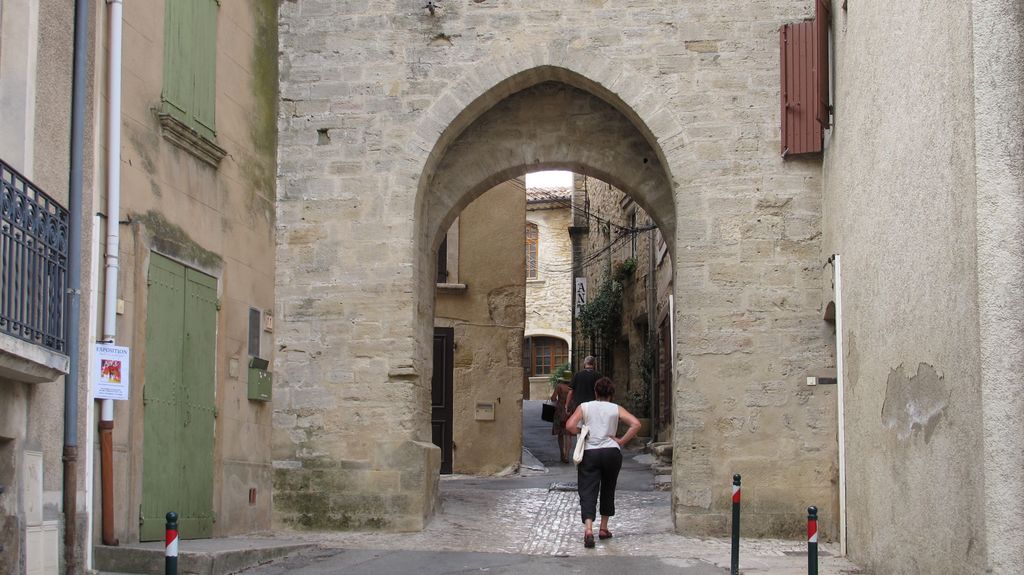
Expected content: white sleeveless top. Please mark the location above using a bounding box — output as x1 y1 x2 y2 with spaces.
582 401 620 450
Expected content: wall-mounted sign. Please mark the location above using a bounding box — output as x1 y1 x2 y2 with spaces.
93 344 130 400
574 277 587 316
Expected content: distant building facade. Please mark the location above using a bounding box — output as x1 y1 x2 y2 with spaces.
573 175 673 439
523 184 573 399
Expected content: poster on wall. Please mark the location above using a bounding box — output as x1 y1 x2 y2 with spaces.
93 344 130 400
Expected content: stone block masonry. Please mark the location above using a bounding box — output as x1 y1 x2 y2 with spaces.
276 0 834 539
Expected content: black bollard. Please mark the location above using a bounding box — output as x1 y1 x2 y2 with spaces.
731 474 741 575
807 506 818 575
165 512 178 575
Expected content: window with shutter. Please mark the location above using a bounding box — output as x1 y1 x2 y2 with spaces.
780 1 831 156
525 222 539 279
160 0 225 165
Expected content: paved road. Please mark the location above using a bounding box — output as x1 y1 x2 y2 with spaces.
248 547 725 574
241 401 863 575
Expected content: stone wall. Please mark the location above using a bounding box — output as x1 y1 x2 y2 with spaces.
435 181 526 475
576 176 670 427
277 0 835 538
525 196 573 342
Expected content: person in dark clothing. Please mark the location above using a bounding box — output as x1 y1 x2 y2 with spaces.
566 377 642 548
566 355 601 411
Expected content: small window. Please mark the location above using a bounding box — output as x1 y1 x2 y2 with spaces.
248 308 261 357
525 336 568 377
437 234 448 283
526 222 539 279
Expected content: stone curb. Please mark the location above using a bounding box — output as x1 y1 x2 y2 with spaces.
94 540 316 575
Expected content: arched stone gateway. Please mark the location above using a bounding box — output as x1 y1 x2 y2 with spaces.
276 5 834 538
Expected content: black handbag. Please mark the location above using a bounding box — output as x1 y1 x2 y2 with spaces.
541 402 555 422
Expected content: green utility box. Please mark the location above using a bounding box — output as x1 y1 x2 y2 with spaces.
248 357 272 402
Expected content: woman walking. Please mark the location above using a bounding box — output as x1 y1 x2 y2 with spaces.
565 377 642 548
551 371 573 463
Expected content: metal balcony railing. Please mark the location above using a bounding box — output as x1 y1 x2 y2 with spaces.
0 159 68 353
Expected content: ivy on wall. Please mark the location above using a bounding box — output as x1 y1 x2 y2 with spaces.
577 278 623 346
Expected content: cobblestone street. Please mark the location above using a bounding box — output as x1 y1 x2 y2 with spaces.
250 402 864 574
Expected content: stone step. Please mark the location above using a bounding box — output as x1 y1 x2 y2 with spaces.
653 474 672 491
94 538 315 575
649 442 673 461
653 464 672 475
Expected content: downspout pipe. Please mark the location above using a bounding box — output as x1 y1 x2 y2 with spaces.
65 0 90 571
100 0 123 547
833 254 847 555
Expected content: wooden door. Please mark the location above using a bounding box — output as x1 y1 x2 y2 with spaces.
140 254 216 540
431 327 454 474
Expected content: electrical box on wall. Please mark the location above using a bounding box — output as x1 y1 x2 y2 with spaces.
248 357 272 402
474 402 495 421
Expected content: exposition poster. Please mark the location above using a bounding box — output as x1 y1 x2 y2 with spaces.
94 344 130 400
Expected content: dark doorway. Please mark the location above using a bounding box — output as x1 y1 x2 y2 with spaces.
431 327 455 474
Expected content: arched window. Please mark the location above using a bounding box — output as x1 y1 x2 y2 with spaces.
524 336 568 377
525 222 539 279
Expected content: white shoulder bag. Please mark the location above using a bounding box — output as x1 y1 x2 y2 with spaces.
572 404 589 465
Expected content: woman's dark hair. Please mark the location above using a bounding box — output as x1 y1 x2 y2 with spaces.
594 377 615 399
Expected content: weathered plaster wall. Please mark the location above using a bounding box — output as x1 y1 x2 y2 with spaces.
0 0 92 571
435 181 526 475
822 1 986 572
101 0 277 543
973 2 1024 572
277 0 834 538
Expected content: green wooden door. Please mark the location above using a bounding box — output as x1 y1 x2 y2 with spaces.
141 254 217 540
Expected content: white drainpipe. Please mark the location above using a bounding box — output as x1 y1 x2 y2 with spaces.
834 254 847 555
99 0 123 549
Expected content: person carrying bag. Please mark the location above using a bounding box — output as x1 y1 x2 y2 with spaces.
565 377 642 549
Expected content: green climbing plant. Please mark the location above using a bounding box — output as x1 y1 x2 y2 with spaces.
577 278 623 346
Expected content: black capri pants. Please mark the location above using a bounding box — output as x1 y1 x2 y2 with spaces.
577 447 623 523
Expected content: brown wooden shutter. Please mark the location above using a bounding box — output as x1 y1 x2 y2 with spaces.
780 21 819 155
780 1 830 157
815 0 831 130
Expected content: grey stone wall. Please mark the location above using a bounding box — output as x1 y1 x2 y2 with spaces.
277 0 835 538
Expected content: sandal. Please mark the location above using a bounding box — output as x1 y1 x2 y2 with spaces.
583 531 595 548
598 528 613 540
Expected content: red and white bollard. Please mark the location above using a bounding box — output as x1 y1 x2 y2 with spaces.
165 512 178 575
807 506 818 575
731 474 741 575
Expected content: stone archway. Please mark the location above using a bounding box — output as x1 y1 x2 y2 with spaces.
411 68 679 513
275 36 834 536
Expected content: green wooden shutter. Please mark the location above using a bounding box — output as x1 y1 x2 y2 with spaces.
161 0 194 126
191 0 218 140
140 255 187 541
161 0 218 140
179 267 218 538
141 254 218 541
